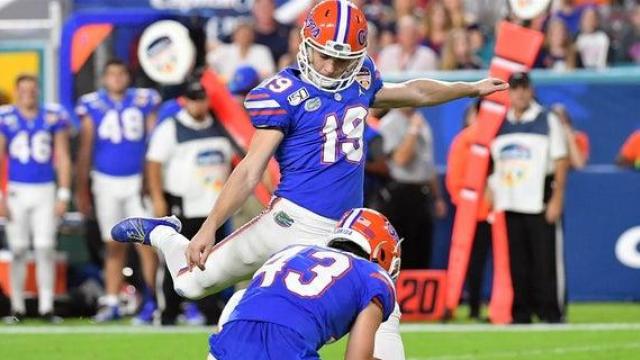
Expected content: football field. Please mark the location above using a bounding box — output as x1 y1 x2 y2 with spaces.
2 303 640 359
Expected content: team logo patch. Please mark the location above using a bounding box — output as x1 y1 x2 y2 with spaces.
498 143 532 187
357 29 367 46
356 68 371 90
274 211 295 228
287 88 310 106
304 97 322 112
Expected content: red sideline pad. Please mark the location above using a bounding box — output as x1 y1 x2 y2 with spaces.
397 270 446 321
0 250 67 296
445 21 544 324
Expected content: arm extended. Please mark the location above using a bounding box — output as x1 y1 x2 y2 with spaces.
372 78 508 109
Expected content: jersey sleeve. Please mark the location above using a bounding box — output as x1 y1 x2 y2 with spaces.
244 86 292 134
135 88 162 116
52 105 72 133
75 95 90 118
362 268 396 321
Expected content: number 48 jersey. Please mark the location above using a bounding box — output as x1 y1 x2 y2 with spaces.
227 245 396 351
75 88 160 176
0 104 70 183
244 56 383 220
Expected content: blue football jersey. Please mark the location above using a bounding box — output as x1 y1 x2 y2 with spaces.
75 88 160 176
0 104 70 183
244 56 384 220
226 244 396 351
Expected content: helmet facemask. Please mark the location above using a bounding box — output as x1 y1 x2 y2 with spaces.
297 35 366 93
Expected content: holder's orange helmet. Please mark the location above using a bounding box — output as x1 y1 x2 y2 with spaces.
328 208 402 279
297 0 368 92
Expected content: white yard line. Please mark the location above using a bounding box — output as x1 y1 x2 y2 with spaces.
408 342 640 360
2 322 640 334
399 322 640 332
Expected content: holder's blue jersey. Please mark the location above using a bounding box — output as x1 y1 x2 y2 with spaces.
0 104 69 183
244 57 384 220
75 88 160 176
226 245 396 351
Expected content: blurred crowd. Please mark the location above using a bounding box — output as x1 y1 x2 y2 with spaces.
205 0 640 81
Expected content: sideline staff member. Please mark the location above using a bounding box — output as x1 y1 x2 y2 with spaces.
489 72 569 324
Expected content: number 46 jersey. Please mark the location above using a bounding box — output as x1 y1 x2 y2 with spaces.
226 245 396 351
244 57 383 220
75 88 160 176
0 104 69 183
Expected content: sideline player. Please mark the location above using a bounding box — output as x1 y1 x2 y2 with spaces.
0 74 71 322
114 0 507 357
75 59 161 322
113 208 400 360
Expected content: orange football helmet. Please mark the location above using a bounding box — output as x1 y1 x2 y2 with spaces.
298 0 368 92
328 208 402 279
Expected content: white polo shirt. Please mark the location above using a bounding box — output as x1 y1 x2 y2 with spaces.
147 109 233 218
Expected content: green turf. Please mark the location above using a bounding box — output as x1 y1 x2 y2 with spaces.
1 303 640 359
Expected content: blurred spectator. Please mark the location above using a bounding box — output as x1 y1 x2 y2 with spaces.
378 23 397 50
616 130 640 170
443 0 476 28
538 17 578 71
207 19 275 81
362 0 396 29
394 0 423 19
422 0 453 55
379 109 447 269
467 24 492 68
489 72 569 324
614 4 640 64
378 15 439 73
553 0 587 37
366 21 382 60
463 0 508 31
75 59 161 323
445 100 492 320
146 79 234 325
228 66 261 101
0 75 71 324
252 0 292 64
575 7 610 69
440 28 482 70
277 26 301 69
552 104 590 169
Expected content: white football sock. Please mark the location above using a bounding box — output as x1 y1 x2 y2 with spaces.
34 247 56 314
150 225 205 299
9 250 28 314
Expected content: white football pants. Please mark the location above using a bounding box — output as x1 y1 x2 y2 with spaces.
5 182 56 315
150 197 405 360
